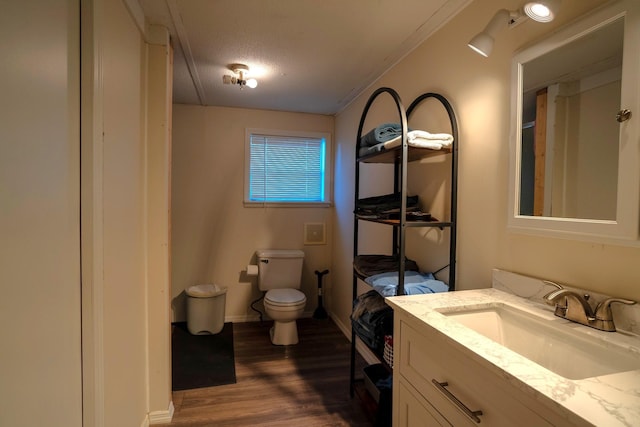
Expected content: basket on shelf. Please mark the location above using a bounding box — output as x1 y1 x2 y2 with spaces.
383 335 394 368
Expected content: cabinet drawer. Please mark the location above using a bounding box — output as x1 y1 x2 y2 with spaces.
398 318 555 426
397 379 451 427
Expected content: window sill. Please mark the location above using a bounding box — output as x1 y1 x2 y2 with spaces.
243 201 332 208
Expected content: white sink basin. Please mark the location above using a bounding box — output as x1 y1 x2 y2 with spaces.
441 303 640 380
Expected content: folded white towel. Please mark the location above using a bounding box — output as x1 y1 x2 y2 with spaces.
361 129 455 154
407 130 453 148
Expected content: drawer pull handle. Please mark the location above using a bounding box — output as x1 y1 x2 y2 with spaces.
432 379 483 423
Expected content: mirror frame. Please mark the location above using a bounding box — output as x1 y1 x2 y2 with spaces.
508 0 640 242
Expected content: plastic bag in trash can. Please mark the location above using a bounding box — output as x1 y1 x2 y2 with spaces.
186 284 227 298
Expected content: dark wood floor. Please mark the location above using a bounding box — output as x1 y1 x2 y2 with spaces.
165 318 375 426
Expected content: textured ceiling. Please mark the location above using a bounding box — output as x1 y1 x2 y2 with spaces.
140 0 470 115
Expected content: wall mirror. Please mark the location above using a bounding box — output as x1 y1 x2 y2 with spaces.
509 0 640 241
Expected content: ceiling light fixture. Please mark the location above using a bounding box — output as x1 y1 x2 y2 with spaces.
222 63 258 89
468 1 561 57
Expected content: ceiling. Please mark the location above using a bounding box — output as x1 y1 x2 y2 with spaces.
139 0 470 115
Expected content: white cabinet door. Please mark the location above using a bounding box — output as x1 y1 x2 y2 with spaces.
397 380 452 427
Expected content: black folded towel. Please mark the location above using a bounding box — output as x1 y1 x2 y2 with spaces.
355 192 419 216
353 255 420 277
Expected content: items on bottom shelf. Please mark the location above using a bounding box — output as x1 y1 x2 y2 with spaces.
363 363 393 427
351 290 393 353
363 363 392 402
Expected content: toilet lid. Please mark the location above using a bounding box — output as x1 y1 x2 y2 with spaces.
265 289 306 306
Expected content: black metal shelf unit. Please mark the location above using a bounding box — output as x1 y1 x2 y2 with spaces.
349 87 459 400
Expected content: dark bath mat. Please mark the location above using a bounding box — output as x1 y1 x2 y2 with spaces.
172 321 236 391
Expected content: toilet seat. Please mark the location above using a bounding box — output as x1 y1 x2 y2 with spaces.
265 288 306 307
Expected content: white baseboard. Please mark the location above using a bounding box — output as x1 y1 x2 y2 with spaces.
355 340 379 365
178 308 324 324
330 311 349 337
330 312 379 365
224 311 381 364
224 310 316 324
208 312 379 363
147 401 174 425
224 314 262 323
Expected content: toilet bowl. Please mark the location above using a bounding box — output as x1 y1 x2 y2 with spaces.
264 288 306 345
256 249 306 345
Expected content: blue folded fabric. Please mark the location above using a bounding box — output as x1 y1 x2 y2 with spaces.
365 271 449 297
360 123 410 147
376 375 393 390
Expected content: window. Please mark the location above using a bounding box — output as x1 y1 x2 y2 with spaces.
245 129 331 206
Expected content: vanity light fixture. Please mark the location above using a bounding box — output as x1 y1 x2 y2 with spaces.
468 0 561 57
468 9 522 57
222 63 258 89
524 0 561 23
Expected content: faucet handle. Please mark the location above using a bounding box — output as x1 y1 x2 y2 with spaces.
543 289 596 321
542 281 566 307
542 280 563 290
594 298 636 320
543 287 568 304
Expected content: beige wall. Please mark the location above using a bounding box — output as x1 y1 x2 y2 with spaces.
4 0 171 425
0 0 82 425
145 27 174 420
566 81 619 219
332 0 640 333
102 0 148 423
82 0 173 425
171 105 335 322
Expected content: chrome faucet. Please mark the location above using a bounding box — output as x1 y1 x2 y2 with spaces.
593 298 637 332
543 281 636 332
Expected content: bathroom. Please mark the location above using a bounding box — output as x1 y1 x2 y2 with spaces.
172 0 639 349
172 0 639 421
3 0 639 425
169 0 640 424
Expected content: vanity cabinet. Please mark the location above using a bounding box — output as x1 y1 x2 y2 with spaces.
392 311 575 427
397 380 449 426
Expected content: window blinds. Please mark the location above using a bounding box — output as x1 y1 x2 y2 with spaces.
249 134 326 202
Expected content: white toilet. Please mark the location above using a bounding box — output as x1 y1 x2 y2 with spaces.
256 249 306 345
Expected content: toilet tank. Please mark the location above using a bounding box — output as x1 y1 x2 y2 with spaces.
256 249 304 291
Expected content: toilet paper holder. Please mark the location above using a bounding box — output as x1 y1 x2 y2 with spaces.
246 264 259 276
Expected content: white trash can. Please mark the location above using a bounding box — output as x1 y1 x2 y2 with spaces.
186 284 228 335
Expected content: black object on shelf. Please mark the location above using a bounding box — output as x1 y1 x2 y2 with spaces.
364 364 393 427
363 363 392 403
351 290 393 354
355 192 419 216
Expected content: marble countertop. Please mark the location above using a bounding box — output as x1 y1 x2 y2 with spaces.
386 287 640 427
